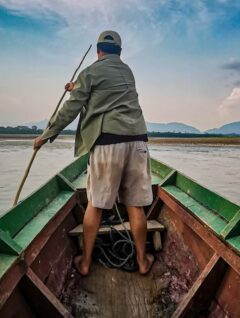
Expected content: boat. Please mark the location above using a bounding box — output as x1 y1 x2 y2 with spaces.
0 154 239 317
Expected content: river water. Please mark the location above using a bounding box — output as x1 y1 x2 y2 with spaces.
0 138 239 216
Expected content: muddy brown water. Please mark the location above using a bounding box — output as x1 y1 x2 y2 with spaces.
0 137 239 215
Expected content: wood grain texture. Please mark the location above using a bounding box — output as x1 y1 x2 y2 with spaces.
62 262 176 318
159 188 240 275
69 220 164 236
172 254 227 318
20 268 72 318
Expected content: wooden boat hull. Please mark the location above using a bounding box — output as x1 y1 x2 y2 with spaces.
0 155 239 317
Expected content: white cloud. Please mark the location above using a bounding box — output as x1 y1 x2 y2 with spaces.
0 0 164 58
1 0 240 128
0 0 228 57
219 87 240 120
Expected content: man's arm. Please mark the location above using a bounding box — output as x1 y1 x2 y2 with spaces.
34 69 91 149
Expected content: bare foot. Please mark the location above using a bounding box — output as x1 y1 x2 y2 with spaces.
73 255 90 276
138 254 155 275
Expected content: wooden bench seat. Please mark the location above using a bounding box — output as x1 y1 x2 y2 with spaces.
69 220 165 251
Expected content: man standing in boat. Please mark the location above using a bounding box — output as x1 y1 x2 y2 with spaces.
34 31 154 275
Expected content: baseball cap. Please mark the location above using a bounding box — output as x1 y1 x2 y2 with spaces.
97 31 122 48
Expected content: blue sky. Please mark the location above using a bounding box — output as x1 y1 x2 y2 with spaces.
0 0 240 130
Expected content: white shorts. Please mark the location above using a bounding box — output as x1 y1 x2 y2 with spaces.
87 141 153 209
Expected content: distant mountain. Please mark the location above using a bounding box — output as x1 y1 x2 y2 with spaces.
146 122 201 134
205 121 240 135
26 120 201 134
25 119 48 130
23 119 240 135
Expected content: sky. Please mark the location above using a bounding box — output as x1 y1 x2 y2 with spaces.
0 0 240 131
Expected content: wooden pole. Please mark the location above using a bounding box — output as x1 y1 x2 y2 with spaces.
13 44 92 207
49 44 92 122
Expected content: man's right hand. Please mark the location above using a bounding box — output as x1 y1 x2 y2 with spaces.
65 82 74 92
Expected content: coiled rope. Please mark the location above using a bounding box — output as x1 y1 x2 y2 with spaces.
93 203 140 272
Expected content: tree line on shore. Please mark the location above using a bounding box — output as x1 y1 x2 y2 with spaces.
0 125 234 138
0 125 75 135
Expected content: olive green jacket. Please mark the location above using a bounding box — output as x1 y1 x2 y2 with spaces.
41 54 147 157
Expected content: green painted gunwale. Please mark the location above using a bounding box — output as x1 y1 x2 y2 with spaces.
0 155 239 279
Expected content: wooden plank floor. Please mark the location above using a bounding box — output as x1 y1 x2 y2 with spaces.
61 261 176 318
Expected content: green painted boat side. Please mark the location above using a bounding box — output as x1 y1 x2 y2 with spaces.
0 155 240 281
150 158 174 180
0 175 75 278
175 173 239 221
0 230 22 255
0 176 73 237
0 254 18 280
221 211 240 239
160 171 240 235
59 154 89 182
14 191 73 250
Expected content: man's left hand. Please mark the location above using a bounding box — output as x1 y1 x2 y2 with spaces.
33 136 47 150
